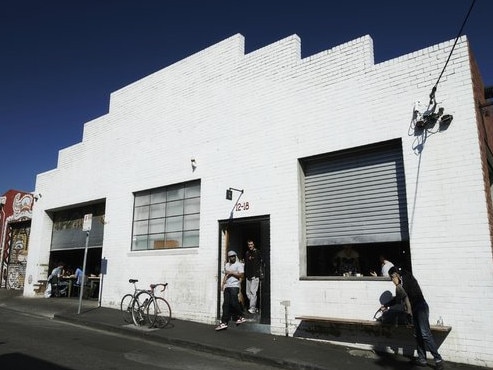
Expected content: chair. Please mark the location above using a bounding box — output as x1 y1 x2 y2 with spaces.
72 276 91 299
50 276 67 297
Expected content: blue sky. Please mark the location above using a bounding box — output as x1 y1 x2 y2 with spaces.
1 0 492 193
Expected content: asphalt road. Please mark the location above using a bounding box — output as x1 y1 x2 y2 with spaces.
0 307 282 370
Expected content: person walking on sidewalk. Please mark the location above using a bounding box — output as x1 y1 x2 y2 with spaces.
385 266 445 370
215 250 246 331
244 239 262 314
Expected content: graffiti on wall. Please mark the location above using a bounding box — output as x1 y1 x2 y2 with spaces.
0 191 33 289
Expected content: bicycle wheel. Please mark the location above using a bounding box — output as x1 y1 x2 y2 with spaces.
132 290 153 327
147 297 172 328
120 294 134 323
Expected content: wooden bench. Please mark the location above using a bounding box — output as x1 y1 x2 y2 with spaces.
294 316 451 356
34 280 48 295
295 316 451 333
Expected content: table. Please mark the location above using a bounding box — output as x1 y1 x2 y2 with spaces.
61 276 76 297
59 276 100 299
88 276 101 298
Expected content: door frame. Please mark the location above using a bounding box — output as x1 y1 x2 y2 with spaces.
217 215 270 325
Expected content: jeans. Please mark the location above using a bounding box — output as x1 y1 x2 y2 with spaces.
221 287 242 324
246 277 260 309
413 301 442 363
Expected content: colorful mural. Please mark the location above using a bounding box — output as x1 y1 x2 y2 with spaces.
0 190 33 289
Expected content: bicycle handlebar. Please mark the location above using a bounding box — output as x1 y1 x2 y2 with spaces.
150 283 168 292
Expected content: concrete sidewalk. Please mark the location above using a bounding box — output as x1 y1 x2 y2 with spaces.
0 289 489 370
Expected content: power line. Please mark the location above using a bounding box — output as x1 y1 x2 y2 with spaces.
429 0 477 103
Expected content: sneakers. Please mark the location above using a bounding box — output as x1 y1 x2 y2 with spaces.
215 323 228 331
236 317 246 325
248 307 257 314
215 318 246 330
410 358 428 367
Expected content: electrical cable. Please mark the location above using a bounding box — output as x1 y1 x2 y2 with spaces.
429 0 477 103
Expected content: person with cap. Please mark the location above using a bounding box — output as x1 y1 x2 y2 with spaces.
384 266 445 370
215 250 246 331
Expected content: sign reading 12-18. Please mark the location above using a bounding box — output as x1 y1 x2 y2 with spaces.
235 202 250 211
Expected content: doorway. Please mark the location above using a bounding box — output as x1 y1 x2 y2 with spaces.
218 215 270 327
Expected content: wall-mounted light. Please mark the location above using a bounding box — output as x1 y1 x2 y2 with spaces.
440 114 453 125
226 189 233 200
226 187 243 200
191 158 197 171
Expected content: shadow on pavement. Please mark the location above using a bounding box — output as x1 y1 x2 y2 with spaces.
0 352 73 370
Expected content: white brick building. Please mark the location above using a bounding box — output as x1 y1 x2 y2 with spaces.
24 34 493 366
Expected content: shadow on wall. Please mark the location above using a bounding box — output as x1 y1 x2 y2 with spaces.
293 319 451 358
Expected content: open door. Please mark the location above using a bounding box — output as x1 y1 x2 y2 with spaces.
218 215 270 327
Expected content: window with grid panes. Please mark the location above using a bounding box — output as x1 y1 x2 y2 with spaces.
132 180 200 250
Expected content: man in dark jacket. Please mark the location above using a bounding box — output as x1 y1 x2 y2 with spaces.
244 240 262 314
385 267 444 369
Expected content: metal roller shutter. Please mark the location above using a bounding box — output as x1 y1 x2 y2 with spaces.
303 139 409 246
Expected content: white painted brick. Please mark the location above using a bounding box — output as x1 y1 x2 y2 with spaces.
23 33 493 366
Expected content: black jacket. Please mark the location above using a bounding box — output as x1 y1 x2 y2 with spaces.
388 270 426 311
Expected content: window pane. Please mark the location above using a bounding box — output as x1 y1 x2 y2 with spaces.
184 198 200 214
166 216 183 232
185 182 200 198
151 190 166 203
149 218 165 234
135 192 150 206
150 203 165 218
167 185 184 201
184 214 199 230
149 233 166 249
167 200 184 216
133 220 148 235
165 232 182 248
183 230 199 248
134 205 149 221
132 235 148 250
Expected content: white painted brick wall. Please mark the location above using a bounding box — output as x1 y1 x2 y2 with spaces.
25 34 492 366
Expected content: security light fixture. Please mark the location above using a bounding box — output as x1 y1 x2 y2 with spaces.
439 114 453 128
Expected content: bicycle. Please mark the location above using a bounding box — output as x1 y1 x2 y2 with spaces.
131 282 172 328
120 279 146 324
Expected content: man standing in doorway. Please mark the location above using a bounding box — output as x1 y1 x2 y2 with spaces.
244 239 262 314
215 250 246 331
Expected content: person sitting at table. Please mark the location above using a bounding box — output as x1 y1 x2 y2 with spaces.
332 245 361 276
63 266 74 277
47 262 68 297
74 267 86 286
71 267 91 297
